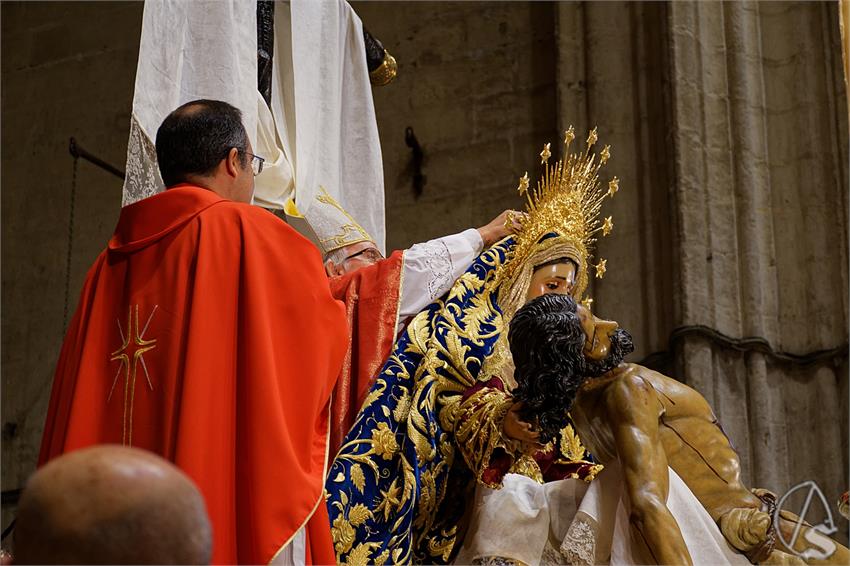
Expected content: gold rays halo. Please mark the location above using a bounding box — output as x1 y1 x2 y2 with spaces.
503 125 620 299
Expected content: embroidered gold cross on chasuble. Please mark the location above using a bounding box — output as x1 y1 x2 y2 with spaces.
109 304 158 445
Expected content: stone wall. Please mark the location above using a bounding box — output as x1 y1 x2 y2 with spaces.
352 1 558 252
1 1 143 529
665 0 849 530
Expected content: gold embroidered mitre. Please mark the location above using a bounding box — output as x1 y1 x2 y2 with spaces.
499 126 620 314
305 188 374 255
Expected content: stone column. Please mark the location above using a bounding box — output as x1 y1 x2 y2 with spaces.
667 0 848 503
557 0 849 512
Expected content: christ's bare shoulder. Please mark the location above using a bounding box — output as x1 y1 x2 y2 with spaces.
624 365 716 423
595 364 665 422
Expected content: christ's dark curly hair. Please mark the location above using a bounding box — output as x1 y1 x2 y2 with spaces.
509 293 634 442
509 294 586 443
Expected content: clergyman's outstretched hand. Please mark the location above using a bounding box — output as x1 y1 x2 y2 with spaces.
477 210 525 247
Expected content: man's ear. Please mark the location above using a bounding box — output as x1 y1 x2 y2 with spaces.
324 259 344 277
224 147 241 178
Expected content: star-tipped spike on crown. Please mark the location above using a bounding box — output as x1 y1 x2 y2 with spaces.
517 172 530 194
540 143 551 165
595 258 607 279
503 125 620 298
586 127 598 146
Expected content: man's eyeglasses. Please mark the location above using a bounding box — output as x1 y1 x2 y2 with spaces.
344 247 383 263
242 151 265 176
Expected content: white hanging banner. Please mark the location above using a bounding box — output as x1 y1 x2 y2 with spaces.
122 0 257 206
253 0 386 253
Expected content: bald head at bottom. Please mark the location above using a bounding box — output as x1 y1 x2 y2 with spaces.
14 445 211 565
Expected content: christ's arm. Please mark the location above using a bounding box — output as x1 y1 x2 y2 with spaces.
606 372 693 565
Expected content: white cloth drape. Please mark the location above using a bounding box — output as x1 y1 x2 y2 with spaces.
122 0 257 206
454 473 588 566
254 0 386 253
455 467 750 566
123 0 386 254
562 464 749 566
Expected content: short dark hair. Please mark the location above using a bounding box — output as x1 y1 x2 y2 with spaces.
155 99 249 187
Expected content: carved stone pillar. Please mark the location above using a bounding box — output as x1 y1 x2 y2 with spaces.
556 1 848 512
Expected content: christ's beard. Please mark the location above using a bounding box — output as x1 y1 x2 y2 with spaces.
583 328 634 377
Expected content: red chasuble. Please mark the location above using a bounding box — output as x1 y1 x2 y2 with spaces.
39 186 347 565
327 252 403 453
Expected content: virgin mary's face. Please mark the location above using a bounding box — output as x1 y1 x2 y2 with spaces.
525 261 577 301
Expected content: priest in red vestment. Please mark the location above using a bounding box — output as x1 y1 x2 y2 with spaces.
303 191 521 452
38 100 347 565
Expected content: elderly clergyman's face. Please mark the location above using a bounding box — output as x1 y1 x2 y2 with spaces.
341 241 382 271
325 241 384 276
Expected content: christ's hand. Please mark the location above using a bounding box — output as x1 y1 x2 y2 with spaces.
503 402 543 451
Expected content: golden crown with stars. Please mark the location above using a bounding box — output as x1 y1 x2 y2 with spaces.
502 125 620 304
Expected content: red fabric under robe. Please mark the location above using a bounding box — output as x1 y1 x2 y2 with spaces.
327 251 403 454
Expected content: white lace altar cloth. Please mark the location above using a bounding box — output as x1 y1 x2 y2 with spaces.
455 465 750 566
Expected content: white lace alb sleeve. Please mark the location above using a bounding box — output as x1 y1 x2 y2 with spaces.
398 228 483 323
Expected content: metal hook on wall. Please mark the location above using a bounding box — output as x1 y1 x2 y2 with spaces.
68 137 126 180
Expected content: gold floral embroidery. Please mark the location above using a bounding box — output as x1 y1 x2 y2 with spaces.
350 463 366 493
348 503 373 526
428 527 458 562
347 542 381 566
330 495 378 557
454 386 515 488
371 422 399 460
373 549 390 566
510 454 544 483
359 379 387 412
560 423 585 461
376 478 402 521
392 389 411 421
332 514 355 555
556 424 602 481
